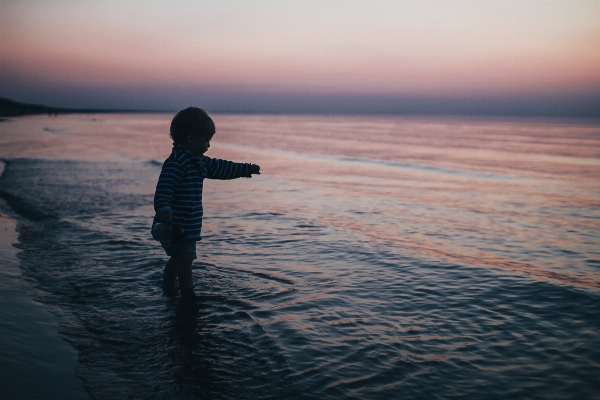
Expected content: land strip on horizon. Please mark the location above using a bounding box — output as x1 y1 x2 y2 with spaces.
0 98 166 117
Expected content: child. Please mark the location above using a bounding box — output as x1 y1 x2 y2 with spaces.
152 107 260 298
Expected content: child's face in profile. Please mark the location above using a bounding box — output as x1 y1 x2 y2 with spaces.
185 133 212 156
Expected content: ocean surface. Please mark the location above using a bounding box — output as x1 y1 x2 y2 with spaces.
0 114 598 399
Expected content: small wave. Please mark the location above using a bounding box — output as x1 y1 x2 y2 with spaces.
295 223 322 229
217 142 518 181
210 263 297 286
338 156 514 180
0 190 57 221
248 271 296 286
43 127 68 132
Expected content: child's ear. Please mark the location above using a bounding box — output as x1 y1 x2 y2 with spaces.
186 132 195 144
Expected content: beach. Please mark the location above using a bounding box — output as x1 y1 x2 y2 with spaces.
0 193 89 399
0 114 598 399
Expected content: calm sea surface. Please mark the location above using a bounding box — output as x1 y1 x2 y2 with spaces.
0 114 599 399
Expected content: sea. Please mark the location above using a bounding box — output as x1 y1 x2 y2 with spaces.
0 113 598 399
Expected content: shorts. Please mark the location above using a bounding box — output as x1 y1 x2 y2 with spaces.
161 240 197 263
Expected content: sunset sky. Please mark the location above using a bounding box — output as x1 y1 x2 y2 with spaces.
2 0 599 116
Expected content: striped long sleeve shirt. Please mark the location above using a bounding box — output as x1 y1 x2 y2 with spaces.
154 144 252 240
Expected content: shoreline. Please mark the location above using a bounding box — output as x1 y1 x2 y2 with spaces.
0 97 165 117
0 161 90 400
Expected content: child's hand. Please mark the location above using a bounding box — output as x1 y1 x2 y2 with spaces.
157 212 173 224
250 164 261 176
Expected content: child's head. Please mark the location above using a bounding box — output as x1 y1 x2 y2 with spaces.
170 107 215 145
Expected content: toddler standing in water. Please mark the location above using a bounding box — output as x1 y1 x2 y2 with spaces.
152 107 260 298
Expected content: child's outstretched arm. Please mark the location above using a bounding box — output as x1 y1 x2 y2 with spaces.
203 157 260 179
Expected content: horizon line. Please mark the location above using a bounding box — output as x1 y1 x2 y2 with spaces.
2 96 599 119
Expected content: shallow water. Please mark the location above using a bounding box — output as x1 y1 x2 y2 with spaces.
0 114 599 399
0 201 89 400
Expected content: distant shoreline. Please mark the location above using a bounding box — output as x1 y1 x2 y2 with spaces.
2 97 599 120
0 97 166 117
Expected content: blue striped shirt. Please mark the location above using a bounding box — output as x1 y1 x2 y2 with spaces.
154 144 251 240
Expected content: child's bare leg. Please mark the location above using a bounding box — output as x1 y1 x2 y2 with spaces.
162 258 179 295
177 261 195 298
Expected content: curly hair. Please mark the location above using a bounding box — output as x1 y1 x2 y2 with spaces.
169 107 215 144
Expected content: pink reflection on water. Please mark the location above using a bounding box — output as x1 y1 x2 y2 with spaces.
1 113 599 290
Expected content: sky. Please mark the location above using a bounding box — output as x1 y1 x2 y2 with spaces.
1 0 599 116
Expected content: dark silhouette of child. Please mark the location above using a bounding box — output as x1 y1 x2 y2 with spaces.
153 107 260 298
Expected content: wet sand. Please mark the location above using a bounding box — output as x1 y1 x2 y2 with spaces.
0 184 89 399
